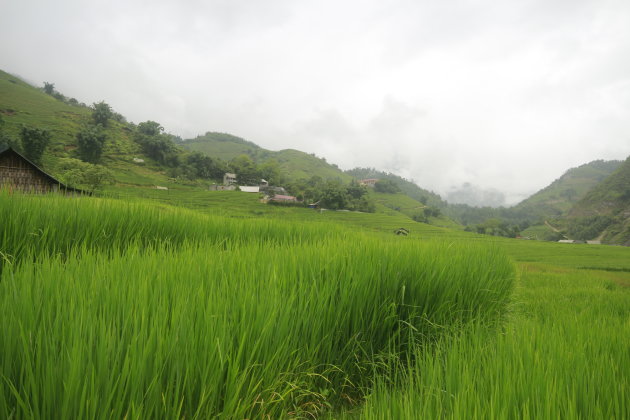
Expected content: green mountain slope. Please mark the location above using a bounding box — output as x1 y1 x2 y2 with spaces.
512 159 622 220
0 69 176 189
566 156 630 244
345 167 446 209
183 132 352 182
1 68 461 230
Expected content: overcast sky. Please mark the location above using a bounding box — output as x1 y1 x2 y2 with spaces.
2 0 630 205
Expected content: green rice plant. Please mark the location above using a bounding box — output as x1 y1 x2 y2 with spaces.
0 190 347 274
350 264 630 420
0 237 514 418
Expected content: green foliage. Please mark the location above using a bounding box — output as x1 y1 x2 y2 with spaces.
567 215 614 240
0 193 514 418
184 151 226 180
133 121 180 166
286 178 375 212
56 158 114 192
374 179 401 193
347 167 444 207
229 154 260 184
0 115 19 151
76 123 107 163
91 101 113 126
19 125 50 164
43 81 55 95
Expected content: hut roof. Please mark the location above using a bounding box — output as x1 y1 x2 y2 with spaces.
0 146 88 194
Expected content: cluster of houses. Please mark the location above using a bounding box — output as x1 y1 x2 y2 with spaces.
209 172 298 203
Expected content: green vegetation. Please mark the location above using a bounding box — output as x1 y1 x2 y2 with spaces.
19 126 51 164
567 157 630 244
1 192 628 419
1 192 514 418
346 167 445 208
76 123 107 163
184 133 353 183
514 159 621 219
351 264 629 419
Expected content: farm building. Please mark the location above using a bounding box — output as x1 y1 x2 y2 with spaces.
359 178 379 187
223 173 237 185
239 186 260 193
558 239 586 244
270 194 298 203
0 146 85 194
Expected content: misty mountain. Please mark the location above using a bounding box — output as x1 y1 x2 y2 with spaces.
444 159 622 229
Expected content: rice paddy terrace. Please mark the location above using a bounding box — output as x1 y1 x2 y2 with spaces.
0 191 628 419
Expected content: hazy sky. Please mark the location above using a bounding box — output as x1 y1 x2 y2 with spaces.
2 0 630 204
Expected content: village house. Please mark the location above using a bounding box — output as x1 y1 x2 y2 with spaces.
239 186 260 193
359 178 379 187
0 146 85 194
223 172 237 186
270 194 298 203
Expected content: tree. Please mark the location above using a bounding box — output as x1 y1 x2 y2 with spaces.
346 180 368 199
318 180 348 210
0 115 20 151
185 152 226 180
43 82 55 95
259 160 283 185
374 179 400 193
92 101 113 127
56 158 114 192
133 121 179 166
230 154 260 185
137 120 164 136
20 126 51 164
76 124 107 163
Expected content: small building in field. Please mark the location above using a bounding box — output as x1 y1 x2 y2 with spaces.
209 184 236 191
359 178 379 187
239 186 260 193
558 239 586 244
270 194 298 203
0 146 85 194
223 173 237 186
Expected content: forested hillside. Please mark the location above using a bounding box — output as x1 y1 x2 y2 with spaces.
566 156 630 244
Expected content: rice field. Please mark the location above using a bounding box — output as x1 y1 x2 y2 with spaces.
0 191 628 419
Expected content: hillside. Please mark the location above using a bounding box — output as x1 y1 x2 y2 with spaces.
566 156 630 244
512 159 622 220
183 132 352 182
0 69 181 191
444 159 623 240
0 68 461 230
345 167 446 209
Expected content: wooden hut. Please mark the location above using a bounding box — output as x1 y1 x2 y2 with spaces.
0 146 86 194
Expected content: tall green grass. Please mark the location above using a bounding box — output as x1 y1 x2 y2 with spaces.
350 264 630 419
0 191 347 274
0 194 515 419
